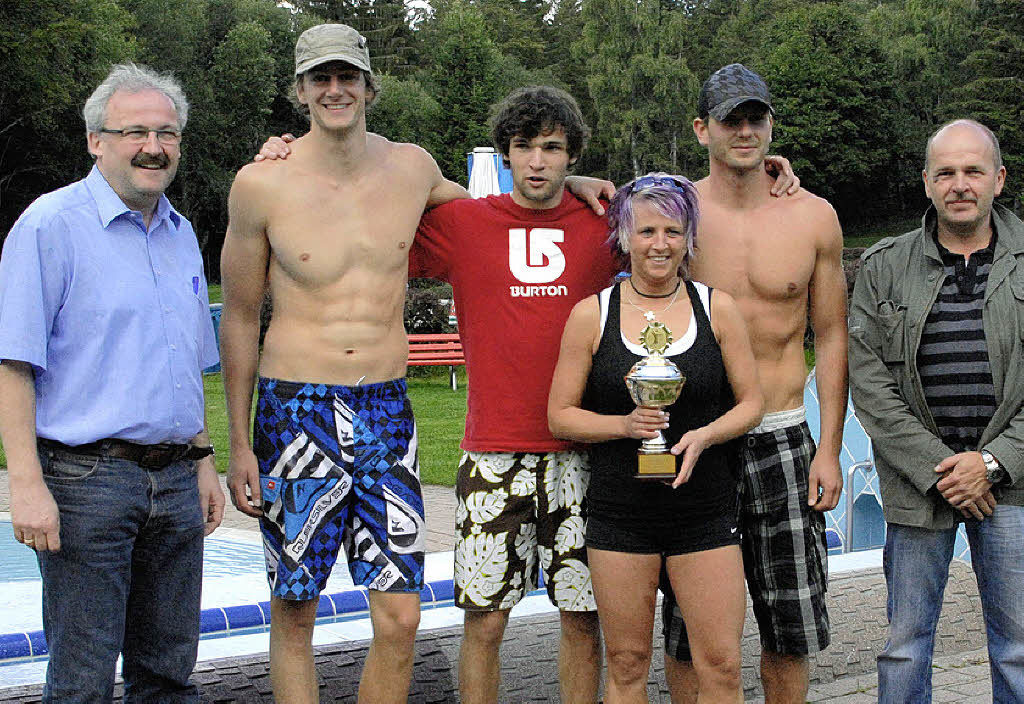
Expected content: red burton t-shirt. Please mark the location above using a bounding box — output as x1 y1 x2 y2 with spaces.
410 191 620 453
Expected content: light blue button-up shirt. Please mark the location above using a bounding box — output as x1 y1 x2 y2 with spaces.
0 166 219 445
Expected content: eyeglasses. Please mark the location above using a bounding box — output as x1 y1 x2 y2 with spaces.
99 128 182 145
630 175 687 194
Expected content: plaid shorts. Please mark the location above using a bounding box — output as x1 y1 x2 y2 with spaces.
663 419 829 658
454 450 597 612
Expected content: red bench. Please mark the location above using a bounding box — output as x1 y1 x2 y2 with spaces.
408 333 465 390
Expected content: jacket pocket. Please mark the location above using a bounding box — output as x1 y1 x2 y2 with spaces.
1011 278 1024 346
877 304 906 363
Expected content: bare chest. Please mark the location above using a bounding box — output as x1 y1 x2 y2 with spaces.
692 210 816 305
265 175 428 287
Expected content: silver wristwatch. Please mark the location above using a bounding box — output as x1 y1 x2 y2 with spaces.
981 450 1006 485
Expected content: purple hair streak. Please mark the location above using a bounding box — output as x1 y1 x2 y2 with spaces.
606 172 700 279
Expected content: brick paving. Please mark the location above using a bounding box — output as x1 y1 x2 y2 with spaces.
0 471 996 701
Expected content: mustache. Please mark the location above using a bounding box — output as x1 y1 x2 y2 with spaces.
131 153 170 169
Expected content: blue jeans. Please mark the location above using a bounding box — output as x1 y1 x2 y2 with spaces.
878 506 1024 703
36 447 204 703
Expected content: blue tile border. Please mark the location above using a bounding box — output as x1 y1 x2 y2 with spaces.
0 578 458 663
332 589 369 614
200 608 228 634
222 604 265 631
0 633 32 660
27 630 47 657
315 597 335 618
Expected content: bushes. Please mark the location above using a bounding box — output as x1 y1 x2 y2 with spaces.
405 280 455 335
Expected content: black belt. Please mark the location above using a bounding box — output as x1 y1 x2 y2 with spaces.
38 438 213 470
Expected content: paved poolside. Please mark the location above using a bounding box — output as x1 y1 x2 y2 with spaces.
0 470 995 701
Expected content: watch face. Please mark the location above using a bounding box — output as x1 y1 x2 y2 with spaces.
982 452 1004 483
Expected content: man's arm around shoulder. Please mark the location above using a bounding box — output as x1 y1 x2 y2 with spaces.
389 142 470 209
807 202 847 510
220 165 273 518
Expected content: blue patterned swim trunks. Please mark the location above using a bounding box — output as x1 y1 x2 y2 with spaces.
254 377 425 600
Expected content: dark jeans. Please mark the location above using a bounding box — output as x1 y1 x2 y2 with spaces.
36 446 204 703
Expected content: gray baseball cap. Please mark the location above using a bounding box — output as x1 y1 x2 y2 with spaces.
295 23 372 76
698 63 773 122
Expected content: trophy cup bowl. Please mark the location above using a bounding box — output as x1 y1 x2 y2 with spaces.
625 352 686 479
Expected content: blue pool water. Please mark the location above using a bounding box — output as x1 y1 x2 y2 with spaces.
0 521 265 582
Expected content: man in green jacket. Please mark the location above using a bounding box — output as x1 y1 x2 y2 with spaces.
849 119 1024 703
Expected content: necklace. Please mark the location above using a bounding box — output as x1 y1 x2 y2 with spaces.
629 277 680 299
625 278 683 322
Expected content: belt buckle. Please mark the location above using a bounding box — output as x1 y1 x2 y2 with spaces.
139 444 176 469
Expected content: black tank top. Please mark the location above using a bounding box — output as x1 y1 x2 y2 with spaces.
582 280 738 527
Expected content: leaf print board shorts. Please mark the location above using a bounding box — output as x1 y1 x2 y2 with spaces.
254 377 425 601
454 450 597 612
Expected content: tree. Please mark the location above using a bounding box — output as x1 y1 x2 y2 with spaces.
866 0 978 212
949 0 1024 211
577 0 698 182
759 3 899 223
418 1 506 182
188 20 278 258
545 0 603 175
0 0 137 235
124 0 285 272
367 75 444 156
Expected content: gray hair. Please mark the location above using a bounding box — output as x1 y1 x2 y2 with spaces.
82 63 189 134
924 119 1002 172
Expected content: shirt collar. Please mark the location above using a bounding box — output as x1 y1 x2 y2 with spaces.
85 165 182 231
922 204 998 261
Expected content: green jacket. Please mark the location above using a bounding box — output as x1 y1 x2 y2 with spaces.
849 203 1024 529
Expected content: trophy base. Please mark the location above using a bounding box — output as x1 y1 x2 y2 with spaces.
634 451 677 480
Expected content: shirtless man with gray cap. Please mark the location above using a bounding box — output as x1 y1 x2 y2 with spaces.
661 63 848 704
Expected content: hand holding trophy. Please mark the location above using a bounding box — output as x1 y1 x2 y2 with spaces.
624 320 686 479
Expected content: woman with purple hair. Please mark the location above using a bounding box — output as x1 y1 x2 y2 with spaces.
549 173 763 702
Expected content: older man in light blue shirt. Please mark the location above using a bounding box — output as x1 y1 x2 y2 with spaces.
0 63 222 703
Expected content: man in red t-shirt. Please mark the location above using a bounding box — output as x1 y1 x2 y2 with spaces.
410 86 614 704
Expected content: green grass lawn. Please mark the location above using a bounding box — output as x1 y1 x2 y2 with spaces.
406 369 467 486
2 368 466 487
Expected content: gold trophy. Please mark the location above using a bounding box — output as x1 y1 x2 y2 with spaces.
624 321 686 480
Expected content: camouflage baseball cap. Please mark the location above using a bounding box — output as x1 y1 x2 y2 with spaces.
295 23 372 76
698 63 773 122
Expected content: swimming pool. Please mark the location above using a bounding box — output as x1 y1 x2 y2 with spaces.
0 521 267 582
0 520 465 667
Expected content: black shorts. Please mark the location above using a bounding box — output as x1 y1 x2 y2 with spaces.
587 509 739 556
